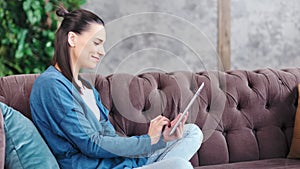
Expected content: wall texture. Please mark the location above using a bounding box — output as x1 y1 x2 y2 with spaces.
231 0 300 70
83 0 218 75
83 0 300 75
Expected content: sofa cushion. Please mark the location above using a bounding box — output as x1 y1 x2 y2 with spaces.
195 158 300 169
0 102 59 169
288 84 300 158
2 68 300 168
0 74 39 120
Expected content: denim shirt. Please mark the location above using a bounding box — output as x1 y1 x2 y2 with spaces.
30 66 166 169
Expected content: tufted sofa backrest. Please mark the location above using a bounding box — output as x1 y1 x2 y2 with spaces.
0 74 39 119
1 68 300 167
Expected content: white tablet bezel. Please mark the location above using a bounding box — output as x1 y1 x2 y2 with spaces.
169 82 204 136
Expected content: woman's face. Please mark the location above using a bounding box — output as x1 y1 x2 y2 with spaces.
71 23 106 70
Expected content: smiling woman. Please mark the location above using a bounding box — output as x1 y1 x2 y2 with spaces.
29 6 203 169
66 23 106 86
52 6 105 93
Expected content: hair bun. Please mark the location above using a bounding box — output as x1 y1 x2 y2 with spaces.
56 6 69 17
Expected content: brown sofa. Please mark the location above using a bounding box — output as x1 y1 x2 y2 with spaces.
1 68 300 168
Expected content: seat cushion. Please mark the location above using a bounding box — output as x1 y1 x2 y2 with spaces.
0 102 59 169
195 158 300 169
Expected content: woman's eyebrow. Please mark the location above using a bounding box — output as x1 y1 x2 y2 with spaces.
95 38 103 42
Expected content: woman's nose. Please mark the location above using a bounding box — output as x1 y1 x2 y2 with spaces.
98 46 105 56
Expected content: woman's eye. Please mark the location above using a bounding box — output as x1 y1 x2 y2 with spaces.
94 42 100 45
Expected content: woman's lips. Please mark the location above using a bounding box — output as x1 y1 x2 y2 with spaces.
91 55 100 62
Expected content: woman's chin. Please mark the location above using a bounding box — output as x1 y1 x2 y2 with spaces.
82 64 98 70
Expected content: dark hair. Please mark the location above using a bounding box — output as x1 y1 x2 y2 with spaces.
52 6 104 92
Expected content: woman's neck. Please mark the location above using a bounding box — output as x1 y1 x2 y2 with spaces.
71 56 81 82
72 66 80 84
54 63 80 83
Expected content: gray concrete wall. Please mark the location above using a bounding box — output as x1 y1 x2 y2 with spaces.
231 0 300 70
83 0 300 75
83 0 218 75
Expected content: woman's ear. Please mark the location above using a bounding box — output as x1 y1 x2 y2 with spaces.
67 32 77 47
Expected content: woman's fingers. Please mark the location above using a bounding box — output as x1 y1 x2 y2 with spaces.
170 112 188 127
148 115 170 145
182 112 188 124
150 113 188 143
150 114 163 122
176 122 184 136
151 115 169 128
163 112 187 141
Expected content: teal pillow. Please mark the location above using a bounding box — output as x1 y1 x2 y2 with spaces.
0 102 59 169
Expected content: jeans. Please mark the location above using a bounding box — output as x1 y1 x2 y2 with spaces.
136 124 203 169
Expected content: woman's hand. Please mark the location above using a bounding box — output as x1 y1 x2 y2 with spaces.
162 112 188 142
148 115 170 145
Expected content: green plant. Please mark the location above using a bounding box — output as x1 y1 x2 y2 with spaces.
0 0 86 76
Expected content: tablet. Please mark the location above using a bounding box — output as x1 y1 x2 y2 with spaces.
169 82 204 136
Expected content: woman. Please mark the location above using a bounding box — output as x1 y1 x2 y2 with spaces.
30 6 203 169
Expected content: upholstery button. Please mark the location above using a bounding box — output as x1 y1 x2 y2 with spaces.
237 104 241 110
265 102 270 109
248 83 253 88
206 105 210 112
